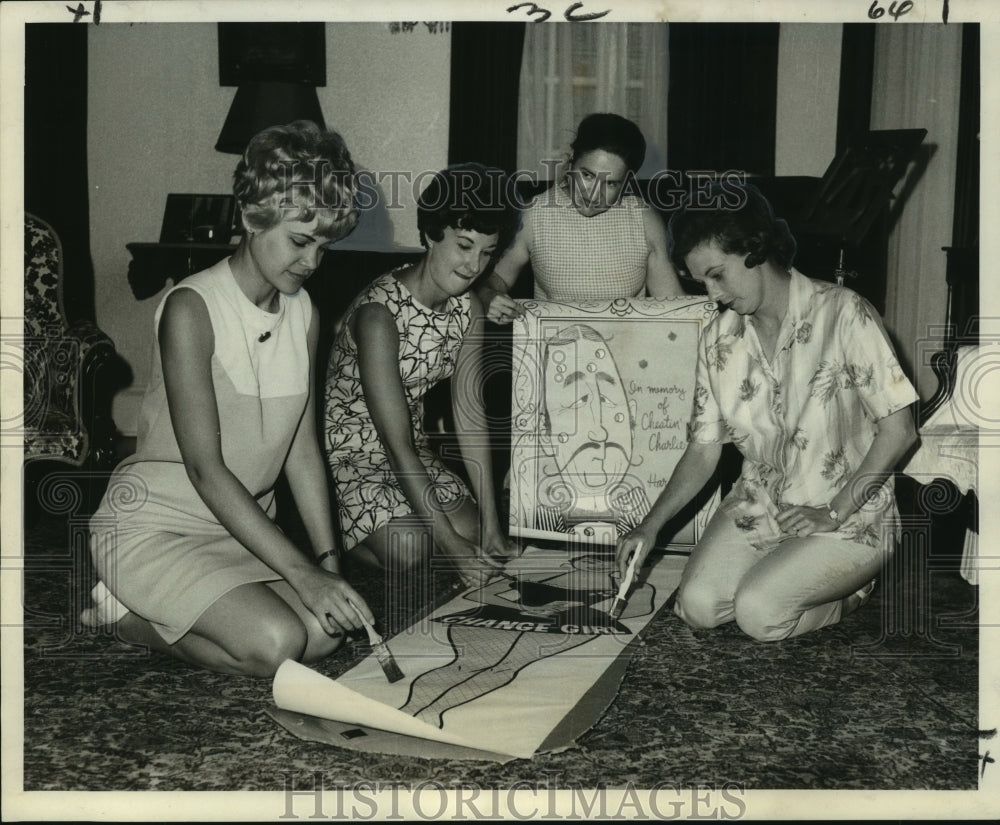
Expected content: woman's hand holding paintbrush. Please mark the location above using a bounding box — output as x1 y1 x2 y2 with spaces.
609 540 643 619
611 523 658 617
615 524 657 580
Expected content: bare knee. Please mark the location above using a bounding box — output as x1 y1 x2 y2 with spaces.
299 612 347 663
353 531 432 575
389 547 432 575
237 619 308 677
301 631 345 663
370 537 432 576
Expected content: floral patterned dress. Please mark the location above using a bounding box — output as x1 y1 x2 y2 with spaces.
687 269 919 555
324 271 472 550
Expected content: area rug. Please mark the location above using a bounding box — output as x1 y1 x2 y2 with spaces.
19 510 981 792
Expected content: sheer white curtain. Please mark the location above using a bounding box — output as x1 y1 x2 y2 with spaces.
516 23 669 179
871 24 963 401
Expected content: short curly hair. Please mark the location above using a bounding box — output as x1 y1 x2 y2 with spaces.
233 120 359 241
667 182 797 277
416 163 519 255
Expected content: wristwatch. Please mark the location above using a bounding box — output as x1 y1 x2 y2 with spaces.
828 507 843 525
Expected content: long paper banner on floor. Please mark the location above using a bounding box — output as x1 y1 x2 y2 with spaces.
272 546 686 760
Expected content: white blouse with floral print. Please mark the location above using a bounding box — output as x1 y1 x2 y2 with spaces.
688 269 919 553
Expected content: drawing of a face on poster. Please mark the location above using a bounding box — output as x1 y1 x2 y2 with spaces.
535 324 648 539
509 298 717 548
541 324 633 491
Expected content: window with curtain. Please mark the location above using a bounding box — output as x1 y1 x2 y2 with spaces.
516 23 669 178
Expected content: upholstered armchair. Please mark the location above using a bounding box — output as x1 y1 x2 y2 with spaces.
23 213 119 473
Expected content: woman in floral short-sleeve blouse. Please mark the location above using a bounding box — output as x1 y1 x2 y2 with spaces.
615 183 918 642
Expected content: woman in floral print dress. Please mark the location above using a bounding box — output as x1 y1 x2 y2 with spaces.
616 183 918 641
325 164 520 587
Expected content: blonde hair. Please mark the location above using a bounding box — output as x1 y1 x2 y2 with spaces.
233 120 359 240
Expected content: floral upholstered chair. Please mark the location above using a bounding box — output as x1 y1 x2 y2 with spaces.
23 213 119 470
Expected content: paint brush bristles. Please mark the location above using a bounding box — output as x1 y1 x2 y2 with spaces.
609 540 643 619
370 640 405 684
350 600 404 683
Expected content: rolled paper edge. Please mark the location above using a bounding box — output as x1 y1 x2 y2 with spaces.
271 659 534 758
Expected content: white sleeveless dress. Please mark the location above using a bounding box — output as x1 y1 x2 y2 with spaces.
86 259 313 644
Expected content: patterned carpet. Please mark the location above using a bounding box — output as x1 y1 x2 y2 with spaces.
19 510 978 792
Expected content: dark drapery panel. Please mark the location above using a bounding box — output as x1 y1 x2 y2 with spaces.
25 23 95 323
448 22 525 173
666 24 779 176
952 23 979 249
836 24 876 154
446 22 525 499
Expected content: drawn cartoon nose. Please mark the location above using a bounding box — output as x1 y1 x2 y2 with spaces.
589 424 608 443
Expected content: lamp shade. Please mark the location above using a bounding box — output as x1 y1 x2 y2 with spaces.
215 81 326 153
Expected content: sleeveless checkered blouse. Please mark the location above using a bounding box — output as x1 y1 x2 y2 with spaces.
526 182 649 301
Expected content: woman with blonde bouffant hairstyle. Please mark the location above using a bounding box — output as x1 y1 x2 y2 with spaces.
84 121 375 677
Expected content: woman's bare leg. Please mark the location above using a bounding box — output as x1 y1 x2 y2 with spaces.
265 579 345 662
117 582 309 677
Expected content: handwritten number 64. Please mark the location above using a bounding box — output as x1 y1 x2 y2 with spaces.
868 0 914 20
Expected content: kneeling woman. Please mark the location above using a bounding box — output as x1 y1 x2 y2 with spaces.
616 183 918 642
325 164 519 586
85 121 374 676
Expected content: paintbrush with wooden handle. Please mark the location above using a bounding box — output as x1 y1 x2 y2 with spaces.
348 599 404 683
609 539 643 619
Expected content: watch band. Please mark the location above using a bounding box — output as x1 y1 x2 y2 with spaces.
316 548 340 566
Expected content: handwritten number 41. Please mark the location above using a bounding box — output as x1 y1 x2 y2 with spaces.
868 0 913 20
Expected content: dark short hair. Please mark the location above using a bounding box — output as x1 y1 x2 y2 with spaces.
233 120 359 240
667 182 797 277
570 113 646 174
416 163 519 253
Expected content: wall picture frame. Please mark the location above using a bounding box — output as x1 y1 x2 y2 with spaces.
159 194 237 244
508 297 720 549
217 22 327 86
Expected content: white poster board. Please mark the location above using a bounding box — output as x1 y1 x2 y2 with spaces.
272 546 688 761
509 297 719 547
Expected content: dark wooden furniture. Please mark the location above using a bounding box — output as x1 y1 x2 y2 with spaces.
125 240 424 384
920 246 979 425
126 242 236 300
792 129 928 314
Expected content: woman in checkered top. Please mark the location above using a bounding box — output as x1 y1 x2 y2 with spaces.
477 113 684 323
